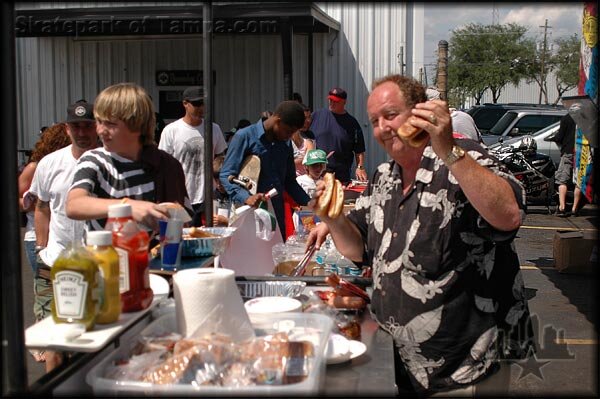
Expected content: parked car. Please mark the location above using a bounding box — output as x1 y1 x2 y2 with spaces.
488 121 561 167
467 103 564 135
480 109 566 146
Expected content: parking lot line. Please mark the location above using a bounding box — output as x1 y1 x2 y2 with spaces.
520 265 554 270
554 338 598 345
521 226 597 231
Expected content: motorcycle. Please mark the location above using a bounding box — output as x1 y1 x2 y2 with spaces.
489 144 557 213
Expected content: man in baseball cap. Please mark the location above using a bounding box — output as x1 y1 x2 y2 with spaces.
27 98 99 371
310 87 367 184
159 85 227 226
297 149 328 196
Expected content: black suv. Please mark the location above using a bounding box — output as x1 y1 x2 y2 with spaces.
467 103 564 135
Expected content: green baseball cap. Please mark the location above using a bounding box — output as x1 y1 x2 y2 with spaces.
303 149 327 166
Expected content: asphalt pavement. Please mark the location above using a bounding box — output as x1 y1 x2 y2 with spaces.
18 205 598 396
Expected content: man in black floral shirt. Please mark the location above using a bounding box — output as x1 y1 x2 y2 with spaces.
308 75 534 395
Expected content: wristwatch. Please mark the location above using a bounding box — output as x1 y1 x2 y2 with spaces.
443 145 466 167
356 165 365 170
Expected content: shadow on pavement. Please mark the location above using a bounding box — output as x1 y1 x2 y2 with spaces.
528 256 598 332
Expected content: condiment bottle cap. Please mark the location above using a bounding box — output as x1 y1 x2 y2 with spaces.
108 203 132 218
87 230 113 246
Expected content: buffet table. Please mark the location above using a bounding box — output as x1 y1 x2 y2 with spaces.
28 256 397 396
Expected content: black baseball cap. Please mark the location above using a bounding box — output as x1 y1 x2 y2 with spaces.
66 100 94 123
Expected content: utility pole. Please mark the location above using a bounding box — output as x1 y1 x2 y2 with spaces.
538 19 551 104
419 67 424 84
398 46 405 75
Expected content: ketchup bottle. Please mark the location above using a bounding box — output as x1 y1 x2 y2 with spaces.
106 203 153 312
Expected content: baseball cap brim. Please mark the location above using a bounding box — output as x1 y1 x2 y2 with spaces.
327 95 345 102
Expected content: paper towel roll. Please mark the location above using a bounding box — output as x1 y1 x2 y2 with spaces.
173 268 255 342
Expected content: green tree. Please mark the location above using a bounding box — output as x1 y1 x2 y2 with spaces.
447 23 531 104
551 34 580 104
520 37 553 104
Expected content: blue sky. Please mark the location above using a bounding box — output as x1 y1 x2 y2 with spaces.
424 3 583 69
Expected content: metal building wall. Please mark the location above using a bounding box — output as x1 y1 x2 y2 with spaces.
476 73 579 106
15 2 422 178
15 35 289 150
314 2 417 174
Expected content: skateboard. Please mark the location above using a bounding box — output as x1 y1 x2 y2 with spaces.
228 155 261 195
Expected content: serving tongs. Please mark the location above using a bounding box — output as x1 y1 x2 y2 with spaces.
291 244 317 277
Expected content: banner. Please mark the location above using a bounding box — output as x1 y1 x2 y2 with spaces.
574 2 597 202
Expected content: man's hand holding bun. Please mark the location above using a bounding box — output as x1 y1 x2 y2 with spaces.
311 172 344 220
396 116 429 147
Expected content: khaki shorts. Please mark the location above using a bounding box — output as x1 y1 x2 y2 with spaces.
555 153 573 185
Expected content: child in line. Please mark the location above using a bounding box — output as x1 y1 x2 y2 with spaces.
296 149 328 197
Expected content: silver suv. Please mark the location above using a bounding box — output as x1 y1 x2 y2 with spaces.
481 109 566 146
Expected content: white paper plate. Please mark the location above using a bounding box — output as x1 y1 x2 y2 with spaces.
150 273 169 299
326 333 367 365
244 296 302 315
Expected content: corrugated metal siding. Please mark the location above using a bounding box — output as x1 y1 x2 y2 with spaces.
475 73 579 106
315 2 414 173
15 2 422 178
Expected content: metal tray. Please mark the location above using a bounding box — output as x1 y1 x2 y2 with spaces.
236 280 307 300
235 275 372 289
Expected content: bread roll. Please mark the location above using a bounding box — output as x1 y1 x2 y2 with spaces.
327 179 344 219
315 173 335 216
396 116 429 147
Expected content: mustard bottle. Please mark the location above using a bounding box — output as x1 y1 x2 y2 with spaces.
51 243 100 331
86 231 121 324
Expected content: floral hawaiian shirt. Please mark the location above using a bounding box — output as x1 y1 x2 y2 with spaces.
347 139 534 393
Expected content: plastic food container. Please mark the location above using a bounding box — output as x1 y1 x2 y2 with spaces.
86 311 333 395
181 227 236 257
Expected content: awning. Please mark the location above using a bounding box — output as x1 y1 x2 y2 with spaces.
14 2 340 38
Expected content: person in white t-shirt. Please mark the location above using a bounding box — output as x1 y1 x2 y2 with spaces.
28 100 99 370
159 86 227 226
296 149 328 197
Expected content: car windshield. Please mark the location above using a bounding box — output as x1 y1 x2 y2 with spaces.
489 112 518 136
471 108 510 131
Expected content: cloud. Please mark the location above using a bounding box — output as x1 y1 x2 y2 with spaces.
502 4 582 37
424 3 582 59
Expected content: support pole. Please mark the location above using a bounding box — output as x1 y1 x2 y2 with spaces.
2 1 28 394
280 17 293 100
308 32 314 110
203 2 214 226
436 40 448 101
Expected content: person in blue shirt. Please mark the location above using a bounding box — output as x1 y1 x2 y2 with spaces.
310 87 368 184
220 101 311 240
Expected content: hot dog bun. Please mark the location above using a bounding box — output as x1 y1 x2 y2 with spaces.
396 116 429 148
315 172 335 216
327 179 344 219
315 172 345 219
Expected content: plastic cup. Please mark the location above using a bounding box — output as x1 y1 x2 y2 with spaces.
160 219 183 271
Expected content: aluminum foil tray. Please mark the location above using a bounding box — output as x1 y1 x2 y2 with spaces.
237 281 307 300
